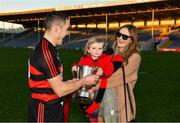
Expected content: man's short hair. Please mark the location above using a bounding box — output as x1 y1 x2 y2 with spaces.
44 12 68 30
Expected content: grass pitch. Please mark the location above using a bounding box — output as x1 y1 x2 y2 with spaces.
0 48 179 122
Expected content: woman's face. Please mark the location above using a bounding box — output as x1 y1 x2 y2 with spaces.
116 27 132 48
87 42 104 60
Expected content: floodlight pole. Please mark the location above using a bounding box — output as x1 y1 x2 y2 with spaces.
69 17 71 44
3 22 5 41
105 13 108 42
152 9 154 39
11 22 13 41
37 19 40 42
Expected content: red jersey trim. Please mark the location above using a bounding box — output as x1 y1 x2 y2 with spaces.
37 103 44 123
30 65 43 75
31 93 59 102
29 79 51 88
42 40 58 77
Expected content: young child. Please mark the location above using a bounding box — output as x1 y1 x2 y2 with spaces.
72 37 123 123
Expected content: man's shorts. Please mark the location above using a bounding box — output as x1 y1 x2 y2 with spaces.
28 98 64 122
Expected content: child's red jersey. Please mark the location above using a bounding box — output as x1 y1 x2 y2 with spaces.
78 53 114 79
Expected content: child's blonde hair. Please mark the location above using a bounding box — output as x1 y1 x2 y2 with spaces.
84 36 107 54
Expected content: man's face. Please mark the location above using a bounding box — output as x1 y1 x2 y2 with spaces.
56 20 70 45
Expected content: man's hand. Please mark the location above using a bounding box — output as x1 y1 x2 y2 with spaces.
83 74 99 86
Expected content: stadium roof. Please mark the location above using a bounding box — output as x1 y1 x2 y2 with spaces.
0 0 180 28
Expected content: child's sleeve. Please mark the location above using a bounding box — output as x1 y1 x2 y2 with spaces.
78 57 85 66
100 56 114 79
102 64 114 79
111 54 123 72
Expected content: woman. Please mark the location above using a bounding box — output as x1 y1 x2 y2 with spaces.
98 24 141 122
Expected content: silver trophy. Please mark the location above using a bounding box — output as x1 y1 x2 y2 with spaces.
73 65 96 105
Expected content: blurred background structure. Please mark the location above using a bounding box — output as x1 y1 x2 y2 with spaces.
0 0 180 51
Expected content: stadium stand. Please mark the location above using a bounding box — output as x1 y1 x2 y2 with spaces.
0 0 179 51
0 28 179 51
168 30 180 48
0 30 43 48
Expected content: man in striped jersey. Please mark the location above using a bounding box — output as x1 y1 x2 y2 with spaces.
28 12 99 122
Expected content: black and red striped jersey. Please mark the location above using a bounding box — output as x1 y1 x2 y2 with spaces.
28 38 63 102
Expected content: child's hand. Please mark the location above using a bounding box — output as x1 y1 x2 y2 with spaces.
72 65 79 79
72 65 78 72
88 88 95 99
96 67 103 76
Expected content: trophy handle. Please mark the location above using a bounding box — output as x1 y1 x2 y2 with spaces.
72 66 80 80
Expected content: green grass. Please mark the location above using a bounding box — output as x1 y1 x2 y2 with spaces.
135 51 180 121
0 48 180 122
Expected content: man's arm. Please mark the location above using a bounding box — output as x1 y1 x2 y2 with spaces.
48 74 99 97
